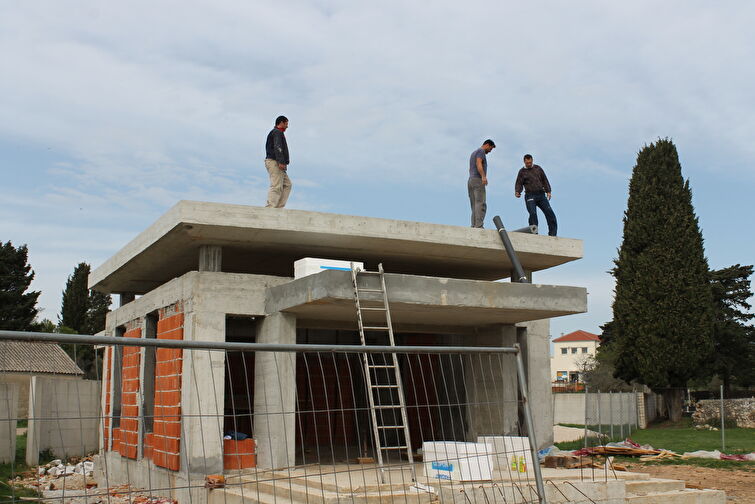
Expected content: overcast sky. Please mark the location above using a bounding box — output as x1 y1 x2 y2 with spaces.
1 1 753 339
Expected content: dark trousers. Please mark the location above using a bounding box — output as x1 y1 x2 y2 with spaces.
468 177 486 228
525 192 557 236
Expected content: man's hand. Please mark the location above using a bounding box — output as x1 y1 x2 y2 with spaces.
515 192 521 198
482 176 488 186
279 163 287 170
547 192 551 200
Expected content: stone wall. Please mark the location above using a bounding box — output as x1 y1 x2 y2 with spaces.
692 398 754 428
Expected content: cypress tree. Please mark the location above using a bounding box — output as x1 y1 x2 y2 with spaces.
60 262 90 333
611 139 713 421
0 241 40 330
85 289 112 334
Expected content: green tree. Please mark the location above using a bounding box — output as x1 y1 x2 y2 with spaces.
59 262 112 378
60 262 90 333
611 139 713 422
709 264 754 393
0 241 40 330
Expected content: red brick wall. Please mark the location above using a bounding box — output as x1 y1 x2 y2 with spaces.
151 308 184 471
103 347 113 450
119 328 142 459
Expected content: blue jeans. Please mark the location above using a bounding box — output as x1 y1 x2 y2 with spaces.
525 192 557 236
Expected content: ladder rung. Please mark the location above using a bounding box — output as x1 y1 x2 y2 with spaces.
371 384 399 389
358 271 382 276
357 288 384 293
377 425 404 429
363 326 389 330
360 307 386 311
373 405 402 409
368 365 396 368
381 446 408 450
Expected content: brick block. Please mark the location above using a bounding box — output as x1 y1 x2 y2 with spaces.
119 443 137 459
120 404 139 417
124 328 142 339
155 375 181 390
121 430 139 445
156 359 183 376
155 390 181 406
223 439 256 469
153 450 180 471
152 435 180 453
154 421 181 438
157 314 184 334
156 348 183 362
154 405 181 422
120 418 138 431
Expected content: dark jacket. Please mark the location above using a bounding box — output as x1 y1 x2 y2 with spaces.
265 128 290 165
515 164 551 194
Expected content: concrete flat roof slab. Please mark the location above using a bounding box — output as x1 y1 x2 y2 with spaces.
266 270 587 327
90 200 583 294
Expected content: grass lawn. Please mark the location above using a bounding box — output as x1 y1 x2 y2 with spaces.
555 418 755 470
0 433 40 502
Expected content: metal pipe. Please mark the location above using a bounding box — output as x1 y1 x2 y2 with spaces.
515 343 547 504
720 385 726 452
513 225 538 234
493 215 529 283
0 329 518 354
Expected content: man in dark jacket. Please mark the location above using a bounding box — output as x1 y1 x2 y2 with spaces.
265 115 292 208
514 154 558 236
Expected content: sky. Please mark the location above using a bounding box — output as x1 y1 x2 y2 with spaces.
1 1 753 341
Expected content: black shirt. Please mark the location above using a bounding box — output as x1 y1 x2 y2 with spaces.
515 165 551 194
265 128 290 165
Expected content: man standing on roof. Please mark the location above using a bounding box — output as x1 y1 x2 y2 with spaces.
468 139 496 228
515 154 558 236
265 115 292 208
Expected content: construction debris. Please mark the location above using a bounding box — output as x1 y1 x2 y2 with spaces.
204 474 225 489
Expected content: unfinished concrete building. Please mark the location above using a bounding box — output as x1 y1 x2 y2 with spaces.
89 200 587 500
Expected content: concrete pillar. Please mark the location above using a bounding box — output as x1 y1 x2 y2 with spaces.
517 319 554 448
464 325 518 441
182 311 225 476
254 312 297 470
198 245 222 272
0 383 19 464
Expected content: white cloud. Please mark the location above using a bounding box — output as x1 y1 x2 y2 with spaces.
1 1 754 319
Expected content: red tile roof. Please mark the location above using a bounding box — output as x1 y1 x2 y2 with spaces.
553 330 600 343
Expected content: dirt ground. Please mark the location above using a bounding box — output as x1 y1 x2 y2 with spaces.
624 462 755 503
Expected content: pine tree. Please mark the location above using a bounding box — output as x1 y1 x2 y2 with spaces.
59 262 112 378
709 264 754 393
0 241 40 330
60 262 91 333
611 139 713 421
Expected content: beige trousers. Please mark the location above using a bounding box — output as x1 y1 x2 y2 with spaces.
265 158 292 208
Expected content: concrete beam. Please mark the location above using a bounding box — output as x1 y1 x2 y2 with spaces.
265 270 587 327
89 201 583 294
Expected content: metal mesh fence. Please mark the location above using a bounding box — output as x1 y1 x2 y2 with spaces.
583 389 639 448
0 331 639 504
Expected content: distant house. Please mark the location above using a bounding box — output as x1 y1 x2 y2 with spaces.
0 341 84 417
550 330 600 383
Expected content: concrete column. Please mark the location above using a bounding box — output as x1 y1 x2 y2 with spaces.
0 383 19 464
198 245 222 272
517 319 554 448
464 325 518 441
254 312 297 470
182 311 226 476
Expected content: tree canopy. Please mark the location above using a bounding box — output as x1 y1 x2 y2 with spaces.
610 139 714 420
0 241 40 330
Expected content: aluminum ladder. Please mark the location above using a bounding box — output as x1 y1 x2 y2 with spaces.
351 263 416 483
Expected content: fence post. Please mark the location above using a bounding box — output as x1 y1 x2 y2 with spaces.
609 391 614 440
515 344 547 504
584 386 589 448
720 385 725 453
597 389 602 440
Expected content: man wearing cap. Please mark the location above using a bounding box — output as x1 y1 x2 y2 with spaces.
468 139 496 228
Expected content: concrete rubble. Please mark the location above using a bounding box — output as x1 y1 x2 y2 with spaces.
10 456 176 504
